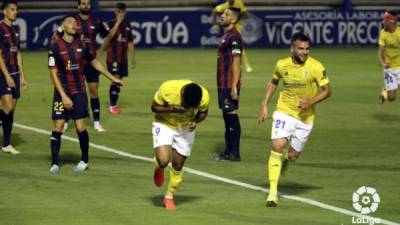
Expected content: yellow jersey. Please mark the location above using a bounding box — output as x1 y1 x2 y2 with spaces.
153 80 210 129
214 0 247 31
378 27 400 69
272 57 330 124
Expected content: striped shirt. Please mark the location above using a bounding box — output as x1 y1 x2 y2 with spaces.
0 21 20 74
106 19 133 64
48 36 95 95
217 27 243 89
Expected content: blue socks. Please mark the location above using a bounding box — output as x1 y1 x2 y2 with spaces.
109 84 120 106
77 130 89 163
50 131 62 165
223 113 241 158
90 98 100 122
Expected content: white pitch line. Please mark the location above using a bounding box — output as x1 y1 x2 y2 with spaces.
14 123 400 225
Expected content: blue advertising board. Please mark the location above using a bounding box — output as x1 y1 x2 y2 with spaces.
15 9 386 49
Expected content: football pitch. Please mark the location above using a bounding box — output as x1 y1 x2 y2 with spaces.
0 48 399 225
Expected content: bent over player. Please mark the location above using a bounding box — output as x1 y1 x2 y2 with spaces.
151 80 209 210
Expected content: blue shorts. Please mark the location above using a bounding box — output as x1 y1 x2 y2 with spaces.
218 88 240 113
107 62 128 77
84 63 100 83
0 72 20 99
52 91 89 120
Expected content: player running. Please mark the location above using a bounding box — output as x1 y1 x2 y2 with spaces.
258 33 331 207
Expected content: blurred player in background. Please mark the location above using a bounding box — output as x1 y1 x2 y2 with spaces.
211 0 252 73
258 33 331 207
103 2 136 114
378 10 400 103
0 1 27 154
63 0 126 132
151 80 209 210
214 7 243 162
48 16 123 174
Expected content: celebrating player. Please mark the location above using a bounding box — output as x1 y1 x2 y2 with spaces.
378 10 400 103
258 33 331 207
214 7 243 162
151 80 209 210
0 1 27 154
48 16 123 174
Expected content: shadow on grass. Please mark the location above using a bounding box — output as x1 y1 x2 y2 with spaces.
372 113 400 122
296 162 400 172
150 194 202 208
259 180 322 195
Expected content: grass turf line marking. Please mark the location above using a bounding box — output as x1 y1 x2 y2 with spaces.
14 123 399 225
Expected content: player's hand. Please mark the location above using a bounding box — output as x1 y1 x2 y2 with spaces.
21 77 28 91
298 98 312 109
62 95 73 110
6 76 16 88
187 121 197 131
112 77 124 87
171 106 186 113
258 105 268 124
231 87 239 100
210 24 220 34
383 63 390 69
116 11 126 24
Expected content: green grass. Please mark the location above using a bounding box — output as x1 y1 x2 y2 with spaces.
0 48 399 225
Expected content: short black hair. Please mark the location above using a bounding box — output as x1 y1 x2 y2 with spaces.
116 2 127 10
291 32 310 44
1 0 17 10
182 83 202 108
386 10 397 16
228 7 241 22
61 15 76 24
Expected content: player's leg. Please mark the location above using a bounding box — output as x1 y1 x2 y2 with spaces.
152 122 174 187
109 74 122 114
1 94 18 154
50 119 65 174
73 118 90 172
215 88 241 161
163 128 194 210
88 82 105 132
380 69 398 103
71 93 90 172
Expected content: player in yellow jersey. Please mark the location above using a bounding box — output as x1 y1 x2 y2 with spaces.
378 10 400 103
211 0 253 72
258 33 331 207
151 80 209 210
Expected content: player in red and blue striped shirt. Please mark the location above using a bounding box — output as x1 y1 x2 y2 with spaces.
0 1 27 155
104 2 136 114
48 15 123 174
214 7 243 162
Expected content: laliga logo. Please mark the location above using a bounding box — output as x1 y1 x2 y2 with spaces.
352 186 380 214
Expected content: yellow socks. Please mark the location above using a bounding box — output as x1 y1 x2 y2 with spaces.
268 151 283 194
381 89 388 100
165 167 184 198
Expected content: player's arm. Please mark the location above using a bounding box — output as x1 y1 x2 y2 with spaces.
17 51 27 90
151 101 186 113
97 12 126 59
187 110 208 131
90 59 123 86
0 49 15 88
258 79 279 124
49 68 73 110
231 55 241 99
128 41 136 69
378 45 389 69
299 84 331 109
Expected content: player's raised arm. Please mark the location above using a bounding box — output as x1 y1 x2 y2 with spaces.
97 11 125 59
258 79 279 124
